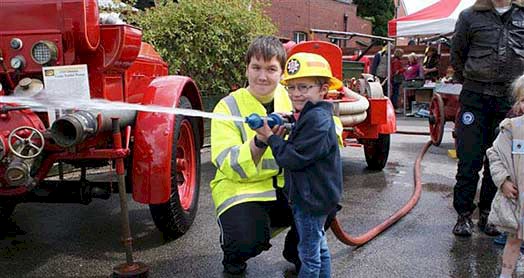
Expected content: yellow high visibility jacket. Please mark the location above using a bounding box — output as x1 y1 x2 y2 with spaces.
210 85 292 216
333 116 344 147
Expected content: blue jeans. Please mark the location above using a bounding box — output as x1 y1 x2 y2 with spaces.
292 205 331 278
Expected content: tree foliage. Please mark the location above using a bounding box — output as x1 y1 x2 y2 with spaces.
352 0 395 37
129 0 276 96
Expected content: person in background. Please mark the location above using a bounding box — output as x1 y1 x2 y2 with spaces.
422 46 440 82
370 44 387 79
450 0 524 237
352 49 371 74
391 48 405 113
486 74 524 278
255 52 343 277
403 52 423 81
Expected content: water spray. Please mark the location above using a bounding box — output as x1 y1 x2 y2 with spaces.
0 95 290 131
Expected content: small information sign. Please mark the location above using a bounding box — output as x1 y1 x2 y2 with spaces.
42 64 90 100
42 64 90 124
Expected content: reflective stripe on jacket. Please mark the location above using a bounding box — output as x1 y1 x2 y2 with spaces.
333 116 344 147
210 85 292 216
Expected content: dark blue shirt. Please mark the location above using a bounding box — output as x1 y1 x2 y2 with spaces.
267 101 342 215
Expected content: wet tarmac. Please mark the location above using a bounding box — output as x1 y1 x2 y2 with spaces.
0 117 514 277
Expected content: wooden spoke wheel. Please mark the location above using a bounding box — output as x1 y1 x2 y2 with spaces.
429 93 445 146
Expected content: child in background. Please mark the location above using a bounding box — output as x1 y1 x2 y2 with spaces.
255 52 343 277
486 74 524 278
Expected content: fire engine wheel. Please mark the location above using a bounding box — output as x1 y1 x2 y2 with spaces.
149 96 201 240
362 134 390 170
428 93 445 146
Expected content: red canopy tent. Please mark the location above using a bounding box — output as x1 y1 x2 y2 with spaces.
388 0 475 37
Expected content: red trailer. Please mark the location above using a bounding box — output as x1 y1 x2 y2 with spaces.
0 0 203 247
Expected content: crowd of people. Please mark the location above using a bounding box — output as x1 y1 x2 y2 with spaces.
369 43 443 114
206 0 524 277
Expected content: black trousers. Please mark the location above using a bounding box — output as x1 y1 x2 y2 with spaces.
453 90 511 215
217 190 339 269
217 190 297 268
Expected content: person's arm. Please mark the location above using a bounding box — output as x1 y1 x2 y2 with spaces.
417 63 424 79
370 52 381 76
267 112 335 171
450 11 470 83
395 60 405 74
251 124 286 165
428 58 440 74
423 60 439 74
211 101 271 182
249 136 267 166
487 129 518 198
486 119 513 192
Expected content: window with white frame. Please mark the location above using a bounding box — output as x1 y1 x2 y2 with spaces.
293 32 307 43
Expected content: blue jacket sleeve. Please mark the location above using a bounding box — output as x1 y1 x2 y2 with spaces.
267 113 334 171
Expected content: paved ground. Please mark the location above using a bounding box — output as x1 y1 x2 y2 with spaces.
0 117 518 277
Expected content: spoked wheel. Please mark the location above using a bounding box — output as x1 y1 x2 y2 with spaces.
149 96 201 240
362 134 390 170
428 93 445 146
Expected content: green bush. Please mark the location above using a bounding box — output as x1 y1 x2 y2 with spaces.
129 0 277 96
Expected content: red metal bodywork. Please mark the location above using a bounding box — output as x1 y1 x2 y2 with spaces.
132 76 201 204
0 0 203 204
1 0 100 72
287 41 396 141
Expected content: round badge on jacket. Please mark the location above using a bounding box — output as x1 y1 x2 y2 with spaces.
462 111 475 125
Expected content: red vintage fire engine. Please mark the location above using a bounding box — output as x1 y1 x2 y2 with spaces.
0 0 203 248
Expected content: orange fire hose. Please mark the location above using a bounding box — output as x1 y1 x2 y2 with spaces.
331 139 433 246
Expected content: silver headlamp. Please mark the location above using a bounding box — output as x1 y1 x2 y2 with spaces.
31 41 58 65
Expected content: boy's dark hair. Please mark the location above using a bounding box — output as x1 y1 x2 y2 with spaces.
315 77 329 86
245 36 287 70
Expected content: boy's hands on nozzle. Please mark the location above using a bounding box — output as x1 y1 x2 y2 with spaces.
501 179 518 199
255 119 286 144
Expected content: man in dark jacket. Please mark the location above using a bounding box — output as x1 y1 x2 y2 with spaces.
450 0 524 237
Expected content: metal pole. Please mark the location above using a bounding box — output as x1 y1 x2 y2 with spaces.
111 117 149 278
387 42 392 99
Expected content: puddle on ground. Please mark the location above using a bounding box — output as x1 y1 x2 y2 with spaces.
423 182 452 192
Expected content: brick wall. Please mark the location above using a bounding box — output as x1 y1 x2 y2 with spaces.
265 0 372 48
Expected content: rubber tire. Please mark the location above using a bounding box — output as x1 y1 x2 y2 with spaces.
149 96 201 240
362 134 390 170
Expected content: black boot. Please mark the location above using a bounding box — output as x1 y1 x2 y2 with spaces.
478 210 500 236
453 212 473 237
